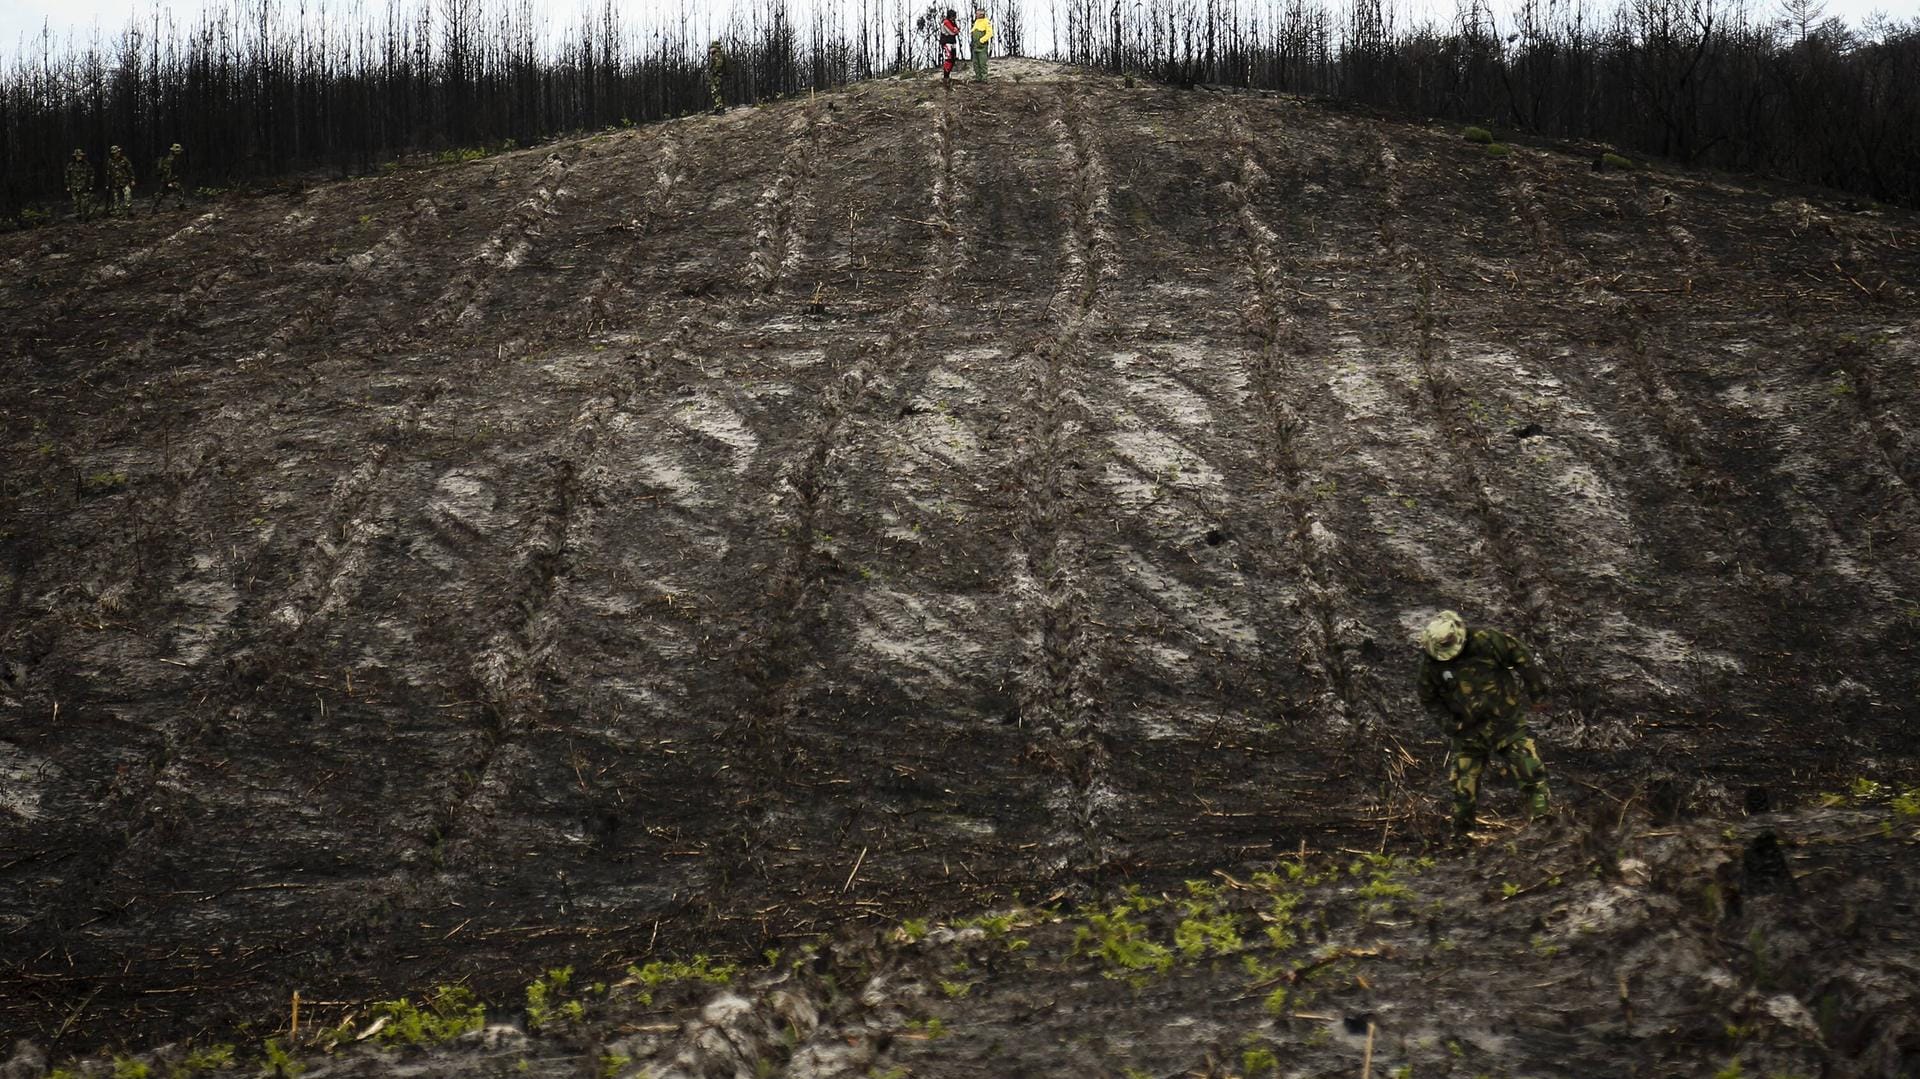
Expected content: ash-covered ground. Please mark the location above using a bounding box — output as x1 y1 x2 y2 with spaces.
2 58 1918 1068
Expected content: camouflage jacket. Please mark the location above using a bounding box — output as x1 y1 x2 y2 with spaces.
109 155 135 186
158 154 182 184
1417 627 1547 738
65 160 91 194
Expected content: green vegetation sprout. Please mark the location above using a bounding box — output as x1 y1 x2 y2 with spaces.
624 954 738 1006
370 985 486 1045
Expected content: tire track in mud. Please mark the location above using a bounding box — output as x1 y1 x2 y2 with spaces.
574 131 683 334
723 99 958 766
250 195 447 362
1224 125 1365 739
418 151 574 334
1 381 280 953
434 330 691 863
1010 95 1118 877
747 109 826 291
1505 160 1915 760
1374 143 1611 744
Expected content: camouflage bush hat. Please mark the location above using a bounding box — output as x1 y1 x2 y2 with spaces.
1422 610 1467 661
171 143 183 153
72 148 85 158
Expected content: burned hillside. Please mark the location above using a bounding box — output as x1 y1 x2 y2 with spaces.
2 59 1918 1061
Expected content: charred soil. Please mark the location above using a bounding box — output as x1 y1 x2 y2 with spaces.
2 59 1918 1068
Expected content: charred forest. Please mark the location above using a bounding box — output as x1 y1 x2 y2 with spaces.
2 0 1918 223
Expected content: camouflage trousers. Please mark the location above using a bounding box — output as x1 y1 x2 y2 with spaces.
708 70 724 113
112 185 134 215
1449 727 1550 833
70 191 94 221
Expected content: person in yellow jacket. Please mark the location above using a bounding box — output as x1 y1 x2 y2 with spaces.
970 7 993 82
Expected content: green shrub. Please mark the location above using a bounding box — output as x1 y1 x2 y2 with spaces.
370 985 486 1045
1173 881 1243 958
526 967 584 1031
80 470 129 495
1485 143 1511 157
1463 126 1494 143
260 1038 302 1078
1602 152 1634 170
624 954 738 1006
1072 905 1174 982
1892 787 1920 819
170 1043 237 1076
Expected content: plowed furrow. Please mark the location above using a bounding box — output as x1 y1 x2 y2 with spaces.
439 351 664 862
1229 132 1366 738
574 133 681 333
261 195 447 361
1012 98 1116 877
1506 151 1914 760
419 152 573 335
747 109 825 291
727 101 959 761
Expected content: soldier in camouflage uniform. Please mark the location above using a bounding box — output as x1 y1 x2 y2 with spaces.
107 145 136 216
1416 610 1552 836
707 41 727 115
65 149 94 221
153 143 188 210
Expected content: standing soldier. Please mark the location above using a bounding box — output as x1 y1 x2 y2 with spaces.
1416 610 1553 837
969 7 994 82
107 145 136 216
65 149 94 221
153 143 188 210
707 40 727 115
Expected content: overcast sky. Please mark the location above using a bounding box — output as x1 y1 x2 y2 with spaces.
0 0 1904 63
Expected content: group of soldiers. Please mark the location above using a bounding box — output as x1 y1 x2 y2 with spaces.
63 143 189 221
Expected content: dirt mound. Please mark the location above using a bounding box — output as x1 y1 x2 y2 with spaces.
2 60 1919 1059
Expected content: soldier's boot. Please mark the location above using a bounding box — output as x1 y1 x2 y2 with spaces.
1506 735 1552 822
1449 751 1485 837
1451 806 1479 838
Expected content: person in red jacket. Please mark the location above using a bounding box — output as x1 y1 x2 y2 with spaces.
937 9 962 87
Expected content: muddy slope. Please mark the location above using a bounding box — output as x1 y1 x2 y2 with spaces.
2 58 1918 1051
